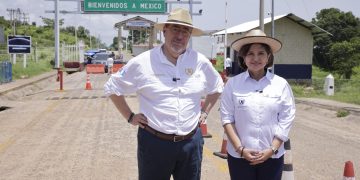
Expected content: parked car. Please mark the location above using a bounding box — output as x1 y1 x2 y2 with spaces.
92 52 110 73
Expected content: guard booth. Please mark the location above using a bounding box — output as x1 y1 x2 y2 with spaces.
115 16 157 56
324 74 334 96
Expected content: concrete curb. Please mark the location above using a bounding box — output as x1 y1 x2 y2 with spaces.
296 98 360 116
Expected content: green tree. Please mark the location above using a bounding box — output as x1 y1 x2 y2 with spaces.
329 37 360 78
312 8 360 71
111 37 118 50
77 26 89 39
40 16 64 28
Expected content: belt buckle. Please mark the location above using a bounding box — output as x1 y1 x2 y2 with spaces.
173 135 184 142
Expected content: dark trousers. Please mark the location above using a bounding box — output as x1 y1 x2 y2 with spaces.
137 127 204 180
227 153 284 180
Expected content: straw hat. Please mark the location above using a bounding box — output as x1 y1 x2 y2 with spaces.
231 29 282 53
154 8 204 36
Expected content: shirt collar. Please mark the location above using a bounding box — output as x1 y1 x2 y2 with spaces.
244 69 273 81
159 44 188 65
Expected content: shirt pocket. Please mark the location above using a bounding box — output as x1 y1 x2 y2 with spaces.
181 74 205 96
233 92 252 111
261 92 282 115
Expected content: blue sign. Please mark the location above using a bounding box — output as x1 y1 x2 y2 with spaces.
8 35 31 54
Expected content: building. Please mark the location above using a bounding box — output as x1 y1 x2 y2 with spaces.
213 13 331 80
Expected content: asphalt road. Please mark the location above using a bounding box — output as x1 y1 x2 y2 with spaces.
0 70 359 180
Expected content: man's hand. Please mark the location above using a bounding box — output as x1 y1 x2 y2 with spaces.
129 113 148 128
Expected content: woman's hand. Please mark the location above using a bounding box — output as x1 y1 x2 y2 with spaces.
244 148 273 165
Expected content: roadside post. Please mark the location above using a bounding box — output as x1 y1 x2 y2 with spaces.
324 74 334 96
57 68 63 91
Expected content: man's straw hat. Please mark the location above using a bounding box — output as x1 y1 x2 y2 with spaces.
231 29 282 53
154 8 204 36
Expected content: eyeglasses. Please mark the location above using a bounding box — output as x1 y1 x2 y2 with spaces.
168 26 192 37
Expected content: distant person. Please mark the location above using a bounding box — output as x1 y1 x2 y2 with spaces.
224 57 232 76
220 29 296 180
107 56 114 75
86 56 92 65
110 51 115 58
104 8 224 180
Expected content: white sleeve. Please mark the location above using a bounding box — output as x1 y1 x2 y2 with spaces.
220 79 235 125
104 60 139 96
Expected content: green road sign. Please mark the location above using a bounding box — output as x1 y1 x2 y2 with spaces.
84 0 166 13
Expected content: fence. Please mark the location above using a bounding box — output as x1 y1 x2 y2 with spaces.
62 42 85 72
0 61 12 84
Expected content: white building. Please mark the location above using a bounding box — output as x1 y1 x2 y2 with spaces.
212 13 331 80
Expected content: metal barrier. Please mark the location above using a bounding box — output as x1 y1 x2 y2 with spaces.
86 64 105 74
112 64 124 73
0 61 12 84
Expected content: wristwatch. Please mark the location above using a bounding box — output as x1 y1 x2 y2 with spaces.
270 146 278 155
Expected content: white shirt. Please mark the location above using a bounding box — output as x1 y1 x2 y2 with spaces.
220 70 296 158
104 45 224 135
224 57 232 69
107 57 114 67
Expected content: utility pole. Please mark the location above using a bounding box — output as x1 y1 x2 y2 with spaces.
54 0 60 68
271 0 275 38
6 8 22 35
224 1 228 61
7 8 22 65
259 0 264 31
271 0 275 73
189 0 193 48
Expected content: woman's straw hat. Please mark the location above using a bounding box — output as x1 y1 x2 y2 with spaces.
231 29 282 53
154 8 204 36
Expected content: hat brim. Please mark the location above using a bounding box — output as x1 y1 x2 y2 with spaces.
231 36 282 53
154 22 204 36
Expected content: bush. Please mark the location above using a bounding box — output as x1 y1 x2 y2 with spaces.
336 109 350 117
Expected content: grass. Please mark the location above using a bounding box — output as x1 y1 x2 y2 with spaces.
1 47 56 80
291 66 360 105
11 59 54 79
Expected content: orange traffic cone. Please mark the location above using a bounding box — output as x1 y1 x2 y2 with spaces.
213 132 228 159
85 74 92 90
200 121 212 138
200 100 212 138
281 139 294 180
343 161 355 180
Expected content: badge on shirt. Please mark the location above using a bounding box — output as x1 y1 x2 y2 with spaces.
119 68 126 77
185 68 194 76
239 99 245 105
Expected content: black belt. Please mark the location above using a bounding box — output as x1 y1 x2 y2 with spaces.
143 125 197 142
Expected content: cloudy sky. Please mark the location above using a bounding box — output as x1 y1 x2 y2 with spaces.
1 0 359 46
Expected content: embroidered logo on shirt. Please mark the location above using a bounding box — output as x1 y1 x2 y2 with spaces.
185 68 194 76
239 99 245 105
119 68 126 77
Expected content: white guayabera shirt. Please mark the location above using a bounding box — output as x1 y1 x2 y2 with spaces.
220 70 296 158
104 45 223 135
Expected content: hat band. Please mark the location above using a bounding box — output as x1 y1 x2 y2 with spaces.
166 19 193 26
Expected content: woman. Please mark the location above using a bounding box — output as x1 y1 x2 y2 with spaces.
220 29 296 180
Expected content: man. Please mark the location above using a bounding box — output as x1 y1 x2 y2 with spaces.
224 57 232 76
107 56 114 75
104 8 223 180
